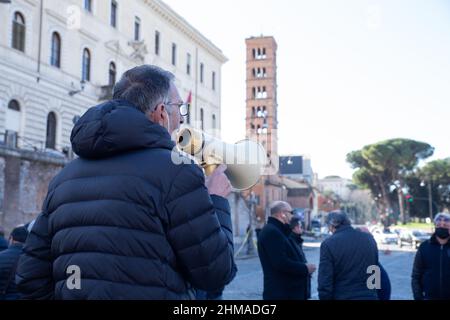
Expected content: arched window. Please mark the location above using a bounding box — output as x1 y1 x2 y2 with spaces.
46 112 57 149
6 100 21 134
109 62 116 86
82 48 91 81
50 32 61 68
12 12 26 52
212 114 216 130
200 108 204 131
8 100 21 112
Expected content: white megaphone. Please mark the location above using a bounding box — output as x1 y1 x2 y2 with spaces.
176 126 267 191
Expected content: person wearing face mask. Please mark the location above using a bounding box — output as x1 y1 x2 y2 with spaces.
412 212 450 300
16 65 237 300
257 201 317 300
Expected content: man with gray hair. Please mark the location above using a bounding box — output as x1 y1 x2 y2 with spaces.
318 211 379 300
412 212 450 300
257 201 316 300
16 65 236 299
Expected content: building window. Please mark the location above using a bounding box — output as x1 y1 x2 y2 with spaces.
46 112 57 150
6 100 21 134
257 107 262 117
200 108 204 131
110 0 117 28
254 48 266 60
8 100 20 112
252 107 256 117
186 53 191 75
212 114 216 130
109 62 116 86
82 48 91 82
134 17 140 41
212 72 216 91
254 68 267 78
12 12 25 52
50 32 61 68
155 31 160 55
171 43 177 66
84 0 92 12
255 87 268 99
200 63 204 83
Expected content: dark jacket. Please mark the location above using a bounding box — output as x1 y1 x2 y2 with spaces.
0 244 23 300
258 217 310 300
16 99 237 300
412 234 450 300
289 233 311 299
377 264 391 301
0 237 8 252
318 225 379 300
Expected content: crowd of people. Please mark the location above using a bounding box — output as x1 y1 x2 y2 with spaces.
257 205 450 300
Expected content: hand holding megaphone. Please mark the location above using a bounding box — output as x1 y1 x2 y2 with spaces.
205 164 232 198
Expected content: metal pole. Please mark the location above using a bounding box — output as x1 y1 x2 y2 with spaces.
428 181 433 221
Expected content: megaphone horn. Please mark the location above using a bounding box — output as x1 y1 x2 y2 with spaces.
176 127 267 191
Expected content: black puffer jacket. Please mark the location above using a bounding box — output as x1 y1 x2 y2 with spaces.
318 225 379 300
412 234 450 300
16 99 237 300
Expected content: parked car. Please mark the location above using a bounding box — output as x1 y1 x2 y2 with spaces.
310 219 322 238
398 229 430 249
371 228 399 244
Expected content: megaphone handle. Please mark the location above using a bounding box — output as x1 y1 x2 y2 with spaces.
204 164 219 176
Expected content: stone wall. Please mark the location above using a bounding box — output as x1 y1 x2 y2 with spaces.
0 146 67 235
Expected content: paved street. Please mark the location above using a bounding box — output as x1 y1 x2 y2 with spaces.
223 241 417 300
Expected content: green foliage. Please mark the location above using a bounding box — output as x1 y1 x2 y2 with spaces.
347 139 435 221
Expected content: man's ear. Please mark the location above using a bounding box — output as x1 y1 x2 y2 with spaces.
148 103 166 124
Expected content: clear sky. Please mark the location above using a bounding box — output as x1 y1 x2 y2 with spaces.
163 0 450 179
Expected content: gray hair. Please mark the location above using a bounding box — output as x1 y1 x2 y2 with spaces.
434 212 450 224
270 201 289 216
112 65 175 113
325 211 351 229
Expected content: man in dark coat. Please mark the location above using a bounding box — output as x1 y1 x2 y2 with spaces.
0 226 28 300
288 215 311 299
412 212 450 300
257 201 316 300
16 65 237 300
318 211 379 300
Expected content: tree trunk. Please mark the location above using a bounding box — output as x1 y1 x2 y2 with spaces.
376 175 391 214
397 188 406 225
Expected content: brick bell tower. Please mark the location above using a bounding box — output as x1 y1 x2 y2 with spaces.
245 36 282 227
